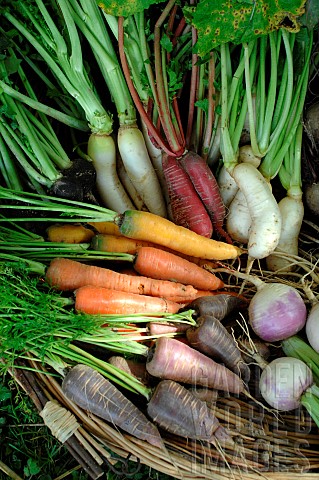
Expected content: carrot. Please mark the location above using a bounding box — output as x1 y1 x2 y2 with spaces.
62 364 163 448
75 285 181 314
88 221 121 235
133 247 224 291
146 337 245 394
180 151 232 243
186 314 251 382
147 321 190 336
92 233 220 268
162 153 213 238
46 257 198 301
116 210 242 260
186 293 248 320
91 233 156 254
108 356 149 385
147 379 221 442
46 224 95 243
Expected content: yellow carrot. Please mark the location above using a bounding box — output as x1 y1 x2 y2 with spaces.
116 210 242 260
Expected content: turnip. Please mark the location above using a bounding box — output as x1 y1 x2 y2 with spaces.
259 357 319 427
306 302 319 353
216 268 307 343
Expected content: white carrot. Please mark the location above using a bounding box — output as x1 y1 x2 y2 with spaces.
266 192 304 272
117 125 167 217
217 165 239 208
87 133 134 213
225 145 262 243
226 189 251 244
230 162 282 260
117 154 147 210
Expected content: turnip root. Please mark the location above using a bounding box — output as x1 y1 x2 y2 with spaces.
259 357 319 413
306 302 319 353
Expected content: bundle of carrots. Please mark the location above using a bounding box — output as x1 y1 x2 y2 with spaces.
45 245 228 315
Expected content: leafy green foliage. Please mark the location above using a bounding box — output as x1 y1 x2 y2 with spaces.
97 0 165 17
183 0 307 55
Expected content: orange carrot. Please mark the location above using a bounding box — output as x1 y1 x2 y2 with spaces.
116 210 242 260
133 247 224 291
46 257 198 301
92 233 220 269
46 224 95 243
75 286 181 314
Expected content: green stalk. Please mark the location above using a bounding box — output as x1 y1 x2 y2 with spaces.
66 0 137 125
2 94 62 181
257 32 278 155
256 35 266 143
24 110 72 170
220 43 237 169
0 79 88 131
300 392 319 428
4 2 112 134
0 187 118 223
0 122 55 187
243 40 261 157
152 0 185 156
136 12 159 106
278 120 303 196
282 335 319 386
0 136 23 191
263 30 294 155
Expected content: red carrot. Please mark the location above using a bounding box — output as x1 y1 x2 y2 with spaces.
75 285 181 314
162 153 213 238
180 151 232 243
62 364 163 447
133 247 224 290
46 257 198 301
146 337 245 394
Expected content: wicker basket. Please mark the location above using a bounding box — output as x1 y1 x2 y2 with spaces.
10 352 319 480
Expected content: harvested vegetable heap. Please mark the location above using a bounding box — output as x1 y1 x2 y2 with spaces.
1 0 319 479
